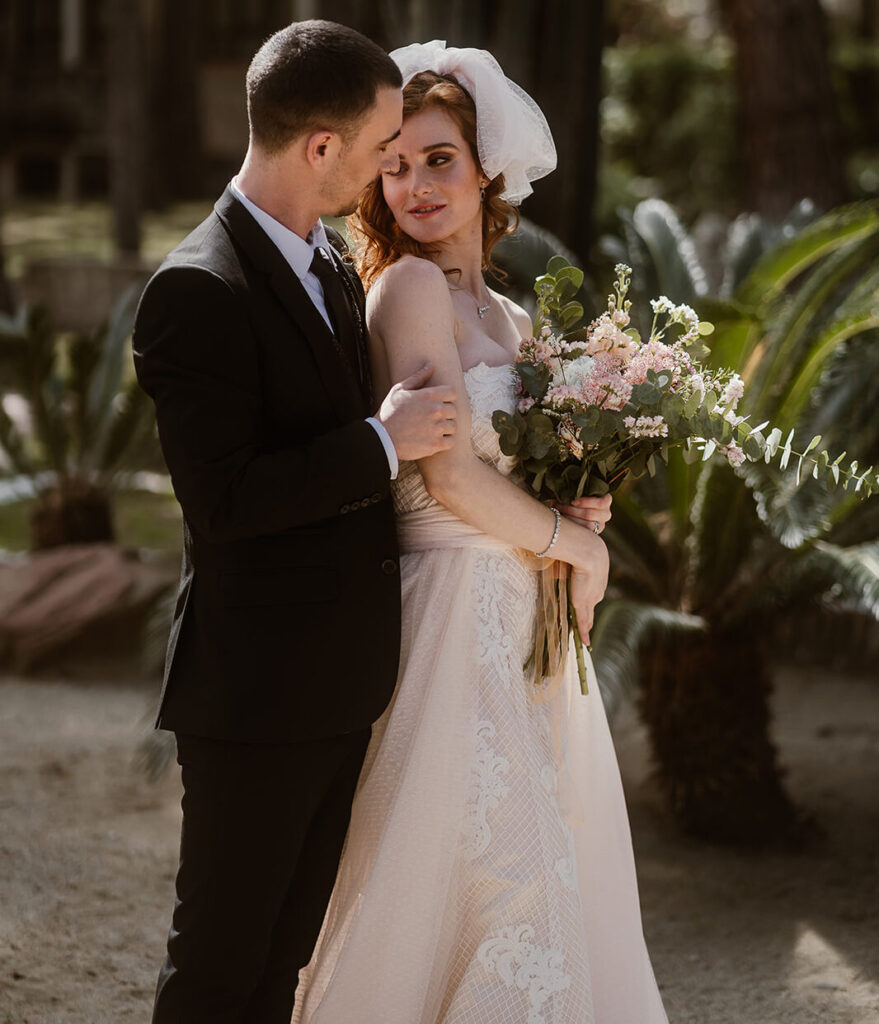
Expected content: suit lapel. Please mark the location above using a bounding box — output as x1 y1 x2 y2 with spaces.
213 188 365 421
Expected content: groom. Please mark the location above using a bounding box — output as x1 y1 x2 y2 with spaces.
133 21 457 1024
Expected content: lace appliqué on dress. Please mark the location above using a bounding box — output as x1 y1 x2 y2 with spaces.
462 718 510 859
476 924 572 1024
555 826 578 892
474 549 516 680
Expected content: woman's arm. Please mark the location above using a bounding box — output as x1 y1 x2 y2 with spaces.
368 257 608 584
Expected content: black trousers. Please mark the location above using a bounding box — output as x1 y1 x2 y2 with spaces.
152 727 371 1024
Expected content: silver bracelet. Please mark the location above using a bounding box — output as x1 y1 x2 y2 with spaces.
534 507 562 558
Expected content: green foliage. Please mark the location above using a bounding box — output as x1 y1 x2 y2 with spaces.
595 32 879 236
596 199 879 648
597 41 738 232
498 251 877 513
0 289 162 499
491 216 598 321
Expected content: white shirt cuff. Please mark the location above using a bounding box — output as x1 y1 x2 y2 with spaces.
366 417 399 480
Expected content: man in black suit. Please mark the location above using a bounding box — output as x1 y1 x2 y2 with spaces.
133 21 457 1023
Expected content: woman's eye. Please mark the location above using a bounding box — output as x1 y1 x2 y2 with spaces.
430 154 451 167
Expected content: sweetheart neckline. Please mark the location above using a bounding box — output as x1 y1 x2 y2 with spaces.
462 360 515 378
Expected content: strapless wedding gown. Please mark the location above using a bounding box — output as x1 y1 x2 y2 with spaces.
292 362 668 1024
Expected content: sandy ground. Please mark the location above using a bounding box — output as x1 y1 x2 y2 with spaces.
0 664 876 1024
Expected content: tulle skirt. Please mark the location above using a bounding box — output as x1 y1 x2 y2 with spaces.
293 511 667 1024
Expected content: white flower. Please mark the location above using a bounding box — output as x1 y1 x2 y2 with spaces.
650 296 675 315
550 355 593 391
688 373 706 401
722 373 745 409
564 355 595 386
668 302 700 334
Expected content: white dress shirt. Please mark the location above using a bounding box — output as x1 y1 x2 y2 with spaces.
230 178 398 479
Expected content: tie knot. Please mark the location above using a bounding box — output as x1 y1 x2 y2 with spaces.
310 246 336 281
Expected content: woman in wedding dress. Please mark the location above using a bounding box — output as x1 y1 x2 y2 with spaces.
293 42 668 1024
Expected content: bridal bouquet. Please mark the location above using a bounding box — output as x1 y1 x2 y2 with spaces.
494 258 878 693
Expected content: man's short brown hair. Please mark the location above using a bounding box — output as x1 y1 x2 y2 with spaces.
246 20 402 153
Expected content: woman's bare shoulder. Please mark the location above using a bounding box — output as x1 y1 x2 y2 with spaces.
367 256 452 327
493 290 534 342
370 256 447 301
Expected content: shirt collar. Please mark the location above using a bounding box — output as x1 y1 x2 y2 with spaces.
230 177 330 280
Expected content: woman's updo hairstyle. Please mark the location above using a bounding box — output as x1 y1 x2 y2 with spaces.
351 71 519 290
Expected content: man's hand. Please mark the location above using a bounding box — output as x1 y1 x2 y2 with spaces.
376 363 457 461
557 494 612 535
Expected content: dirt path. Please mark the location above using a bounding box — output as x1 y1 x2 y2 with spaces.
0 665 877 1023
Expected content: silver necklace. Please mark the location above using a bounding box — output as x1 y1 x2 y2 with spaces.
452 283 492 319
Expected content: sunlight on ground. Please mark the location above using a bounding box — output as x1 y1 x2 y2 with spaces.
787 923 879 1021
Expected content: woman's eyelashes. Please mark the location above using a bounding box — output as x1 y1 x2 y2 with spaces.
384 153 454 178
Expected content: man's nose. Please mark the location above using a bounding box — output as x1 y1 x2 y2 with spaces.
381 144 400 175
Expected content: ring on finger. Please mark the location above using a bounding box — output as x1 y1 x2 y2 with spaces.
592 521 600 534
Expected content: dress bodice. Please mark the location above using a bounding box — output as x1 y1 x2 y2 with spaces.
392 361 518 516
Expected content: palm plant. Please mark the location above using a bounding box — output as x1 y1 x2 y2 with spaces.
593 200 879 845
0 288 162 550
492 216 599 320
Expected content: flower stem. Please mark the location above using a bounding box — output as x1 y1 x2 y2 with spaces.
566 576 589 695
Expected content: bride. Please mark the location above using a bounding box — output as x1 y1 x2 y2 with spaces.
293 42 668 1024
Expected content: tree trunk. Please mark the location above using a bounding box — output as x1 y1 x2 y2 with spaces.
29 480 115 551
0 201 14 314
853 0 879 151
721 0 848 219
148 0 202 206
510 0 604 256
107 0 147 255
639 629 804 846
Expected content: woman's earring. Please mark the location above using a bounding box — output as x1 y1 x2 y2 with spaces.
480 180 487 203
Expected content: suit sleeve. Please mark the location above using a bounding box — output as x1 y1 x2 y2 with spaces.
133 263 391 543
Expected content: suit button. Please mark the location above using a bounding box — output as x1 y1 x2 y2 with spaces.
340 504 350 514
371 492 381 502
381 558 397 575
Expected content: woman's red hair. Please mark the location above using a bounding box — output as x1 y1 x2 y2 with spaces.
349 71 519 290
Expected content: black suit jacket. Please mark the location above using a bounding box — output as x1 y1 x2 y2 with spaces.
133 187 401 742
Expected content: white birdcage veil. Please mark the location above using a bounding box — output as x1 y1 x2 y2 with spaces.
389 40 557 205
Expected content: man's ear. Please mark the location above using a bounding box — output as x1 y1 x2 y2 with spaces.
305 130 339 167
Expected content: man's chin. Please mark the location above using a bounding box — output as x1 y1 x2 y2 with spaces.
331 201 359 219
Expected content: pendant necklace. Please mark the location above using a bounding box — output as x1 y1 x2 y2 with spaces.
452 283 492 319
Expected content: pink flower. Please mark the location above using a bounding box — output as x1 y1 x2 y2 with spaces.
585 314 635 357
720 442 745 467
623 415 668 438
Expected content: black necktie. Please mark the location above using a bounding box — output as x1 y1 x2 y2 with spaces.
309 246 363 385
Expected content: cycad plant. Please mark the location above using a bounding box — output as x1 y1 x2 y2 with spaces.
0 289 161 550
593 201 879 844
